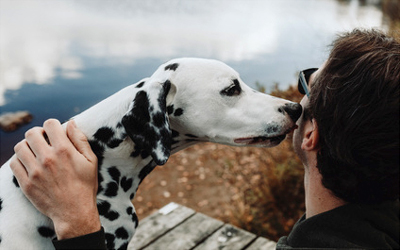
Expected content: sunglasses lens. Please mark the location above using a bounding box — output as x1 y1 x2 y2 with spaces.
298 68 318 96
298 81 305 94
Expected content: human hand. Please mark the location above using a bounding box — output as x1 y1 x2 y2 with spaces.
10 119 101 240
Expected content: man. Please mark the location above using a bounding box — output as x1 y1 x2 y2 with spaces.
277 29 399 248
11 29 399 249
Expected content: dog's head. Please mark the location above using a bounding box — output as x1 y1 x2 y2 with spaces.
121 58 302 165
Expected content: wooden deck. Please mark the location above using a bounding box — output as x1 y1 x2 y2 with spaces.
128 202 276 250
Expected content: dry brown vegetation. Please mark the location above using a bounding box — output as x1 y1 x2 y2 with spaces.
133 84 305 241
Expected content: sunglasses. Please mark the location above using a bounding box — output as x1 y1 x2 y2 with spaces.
298 68 318 97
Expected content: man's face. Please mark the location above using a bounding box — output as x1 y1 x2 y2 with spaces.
292 65 323 166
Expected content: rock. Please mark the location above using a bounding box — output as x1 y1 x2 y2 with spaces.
0 111 33 132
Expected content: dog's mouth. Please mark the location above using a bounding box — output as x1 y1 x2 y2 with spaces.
234 125 298 146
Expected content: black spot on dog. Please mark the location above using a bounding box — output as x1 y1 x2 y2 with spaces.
97 173 104 195
121 177 133 192
115 227 129 239
136 81 145 88
126 207 133 215
167 105 174 115
130 147 141 158
130 193 135 200
122 91 151 149
140 150 150 159
139 162 156 185
132 212 139 227
13 176 19 188
108 139 123 148
174 108 184 116
159 127 172 155
172 130 179 138
0 197 2 212
185 134 198 138
104 182 119 197
108 167 121 183
122 81 172 165
105 233 115 249
38 226 55 238
94 127 115 144
118 242 128 250
266 125 279 134
127 91 151 123
152 111 166 128
97 201 120 221
89 140 105 167
164 63 179 71
97 201 111 215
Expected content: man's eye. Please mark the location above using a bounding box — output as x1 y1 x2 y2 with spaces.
221 79 242 96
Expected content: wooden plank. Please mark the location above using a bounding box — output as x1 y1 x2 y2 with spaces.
128 203 196 249
193 224 257 250
144 212 224 250
246 237 277 250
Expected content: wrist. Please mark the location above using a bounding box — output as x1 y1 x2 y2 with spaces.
52 206 101 240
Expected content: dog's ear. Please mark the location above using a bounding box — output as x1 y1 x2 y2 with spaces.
121 80 173 165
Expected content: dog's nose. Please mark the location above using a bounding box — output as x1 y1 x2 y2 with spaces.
280 103 302 122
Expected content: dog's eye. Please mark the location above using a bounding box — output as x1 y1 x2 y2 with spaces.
221 79 242 96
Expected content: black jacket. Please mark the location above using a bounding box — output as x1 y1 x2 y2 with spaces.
277 200 399 249
53 227 106 250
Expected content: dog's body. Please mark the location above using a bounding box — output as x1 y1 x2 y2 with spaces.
0 58 301 249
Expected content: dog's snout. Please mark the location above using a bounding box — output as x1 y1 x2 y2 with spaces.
280 103 302 122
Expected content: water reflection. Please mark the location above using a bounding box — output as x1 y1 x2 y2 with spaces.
0 0 386 105
0 0 387 164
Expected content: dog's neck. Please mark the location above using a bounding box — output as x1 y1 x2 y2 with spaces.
71 86 202 201
170 128 203 154
91 122 203 203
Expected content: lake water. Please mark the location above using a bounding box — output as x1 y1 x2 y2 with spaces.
0 0 389 164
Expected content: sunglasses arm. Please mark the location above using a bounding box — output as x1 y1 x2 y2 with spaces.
299 72 311 97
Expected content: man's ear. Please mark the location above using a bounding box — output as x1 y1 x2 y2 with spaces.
301 118 319 151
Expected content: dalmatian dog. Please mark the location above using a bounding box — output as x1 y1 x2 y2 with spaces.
0 58 302 250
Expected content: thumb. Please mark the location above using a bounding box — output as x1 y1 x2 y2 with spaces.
67 120 96 163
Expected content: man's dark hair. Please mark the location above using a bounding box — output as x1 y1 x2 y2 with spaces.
308 29 399 204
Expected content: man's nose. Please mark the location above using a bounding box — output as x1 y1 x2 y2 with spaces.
279 103 303 122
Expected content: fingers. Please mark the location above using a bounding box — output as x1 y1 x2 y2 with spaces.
13 139 37 176
9 155 28 186
43 119 69 148
66 120 96 163
13 118 96 174
13 119 67 174
24 126 49 157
